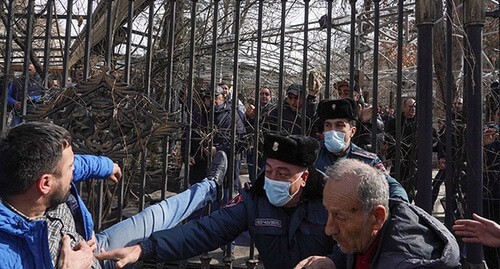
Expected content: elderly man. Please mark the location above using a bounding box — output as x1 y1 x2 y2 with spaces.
314 98 408 201
96 133 335 268
0 122 226 268
295 158 460 268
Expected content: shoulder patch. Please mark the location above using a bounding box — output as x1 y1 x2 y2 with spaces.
223 194 243 208
351 148 378 159
374 161 387 172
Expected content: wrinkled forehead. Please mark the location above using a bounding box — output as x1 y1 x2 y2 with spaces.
323 179 361 212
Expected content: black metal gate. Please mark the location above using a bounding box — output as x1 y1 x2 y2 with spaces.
1 0 498 268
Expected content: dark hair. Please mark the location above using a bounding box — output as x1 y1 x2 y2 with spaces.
0 122 72 197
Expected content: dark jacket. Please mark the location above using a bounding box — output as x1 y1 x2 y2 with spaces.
329 199 461 269
263 99 316 135
315 142 409 202
141 169 335 268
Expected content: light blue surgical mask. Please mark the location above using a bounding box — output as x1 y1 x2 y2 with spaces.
324 130 347 154
264 175 302 207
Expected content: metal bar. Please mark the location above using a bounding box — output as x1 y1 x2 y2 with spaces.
208 0 219 159
124 0 134 84
21 0 36 120
248 0 264 266
83 0 94 79
414 0 434 213
139 149 147 211
96 180 104 231
117 159 125 222
300 0 309 135
277 0 287 132
183 0 198 192
394 0 404 183
371 0 380 154
13 13 87 20
144 0 154 97
105 0 114 68
463 0 485 264
164 0 177 110
224 1 242 266
324 0 333 99
348 0 356 97
61 0 73 88
42 0 53 87
1 0 14 132
443 0 456 230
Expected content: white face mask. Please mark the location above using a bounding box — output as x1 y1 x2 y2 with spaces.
263 174 302 207
323 130 347 154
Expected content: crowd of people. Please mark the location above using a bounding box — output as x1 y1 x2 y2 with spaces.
0 64 498 268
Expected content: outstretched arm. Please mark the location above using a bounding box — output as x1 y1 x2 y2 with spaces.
73 154 122 183
95 245 143 269
453 213 500 247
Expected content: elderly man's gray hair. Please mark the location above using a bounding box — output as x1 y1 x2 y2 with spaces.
325 158 389 212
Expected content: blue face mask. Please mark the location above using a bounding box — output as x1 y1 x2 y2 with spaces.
324 130 347 154
264 175 302 207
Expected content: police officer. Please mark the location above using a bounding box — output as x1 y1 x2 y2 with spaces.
96 133 335 268
314 98 408 202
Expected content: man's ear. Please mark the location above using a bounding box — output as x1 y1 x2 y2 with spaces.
372 205 387 231
301 170 310 186
37 174 54 195
350 126 357 137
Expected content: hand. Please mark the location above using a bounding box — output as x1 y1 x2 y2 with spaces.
87 233 97 253
14 101 21 110
108 163 122 183
453 213 500 247
308 78 322 97
95 244 143 269
58 234 94 269
483 128 498 146
359 106 373 123
245 105 256 119
294 256 336 269
188 156 196 166
438 158 446 170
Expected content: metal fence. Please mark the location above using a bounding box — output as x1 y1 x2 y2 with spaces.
0 0 498 267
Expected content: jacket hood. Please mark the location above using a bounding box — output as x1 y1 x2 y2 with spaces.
0 201 37 237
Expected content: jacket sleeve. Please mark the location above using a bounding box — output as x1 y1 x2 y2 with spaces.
73 154 114 183
7 83 16 105
141 194 249 262
386 174 409 202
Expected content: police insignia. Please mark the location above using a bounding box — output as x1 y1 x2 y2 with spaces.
331 104 336 110
255 218 282 228
223 194 243 208
272 141 279 151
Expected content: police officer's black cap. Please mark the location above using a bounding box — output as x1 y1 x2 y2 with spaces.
317 98 358 121
263 133 319 168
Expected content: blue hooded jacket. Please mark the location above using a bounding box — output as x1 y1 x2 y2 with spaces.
0 155 113 268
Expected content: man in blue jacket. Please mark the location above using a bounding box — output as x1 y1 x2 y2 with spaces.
0 122 226 268
96 133 335 268
314 98 408 202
